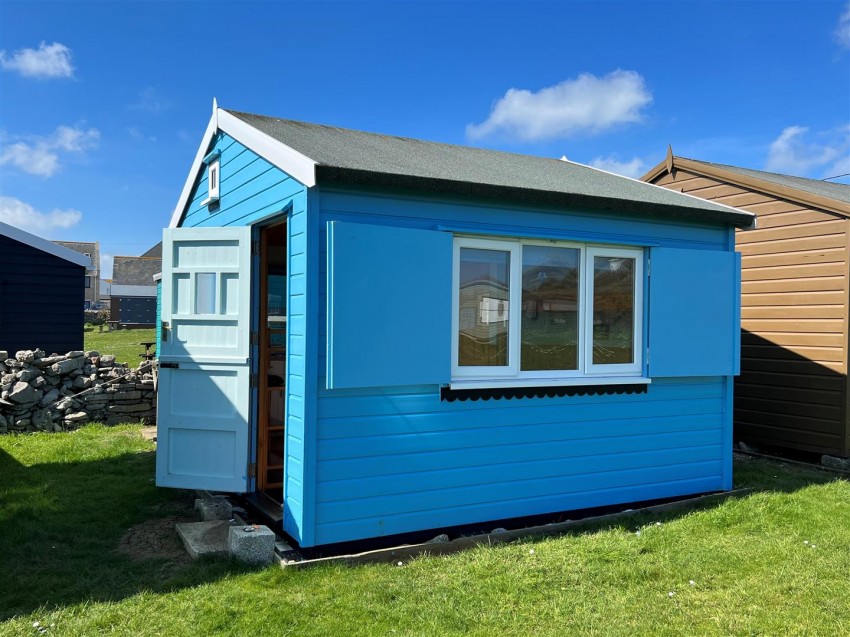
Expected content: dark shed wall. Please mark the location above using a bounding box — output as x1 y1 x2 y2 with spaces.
0 234 85 355
648 168 849 456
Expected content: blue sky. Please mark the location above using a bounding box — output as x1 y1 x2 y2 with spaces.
1 1 848 278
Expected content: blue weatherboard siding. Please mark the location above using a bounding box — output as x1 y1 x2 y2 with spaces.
306 187 738 546
177 131 309 544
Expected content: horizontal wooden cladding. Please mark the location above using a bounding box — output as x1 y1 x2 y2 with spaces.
736 381 842 405
742 331 844 347
743 317 844 332
741 248 845 269
741 304 844 319
737 219 845 245
742 276 844 293
735 420 845 456
737 234 846 256
737 396 843 423
741 290 845 306
738 369 845 391
742 343 843 362
748 209 840 229
742 262 845 281
741 356 844 374
735 407 842 435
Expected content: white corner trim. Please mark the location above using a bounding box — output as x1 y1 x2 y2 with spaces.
0 221 91 268
168 112 219 228
217 109 317 188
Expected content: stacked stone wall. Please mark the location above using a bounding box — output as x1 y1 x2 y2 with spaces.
0 349 155 433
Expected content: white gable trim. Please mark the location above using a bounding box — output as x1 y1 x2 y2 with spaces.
218 109 317 189
168 111 219 228
168 105 318 228
0 221 91 267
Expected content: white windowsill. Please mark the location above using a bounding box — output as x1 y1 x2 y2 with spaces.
201 196 219 207
448 377 651 390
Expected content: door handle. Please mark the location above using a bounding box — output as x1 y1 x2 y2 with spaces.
161 320 170 342
160 362 179 369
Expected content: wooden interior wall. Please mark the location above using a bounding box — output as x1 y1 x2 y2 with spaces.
651 169 849 456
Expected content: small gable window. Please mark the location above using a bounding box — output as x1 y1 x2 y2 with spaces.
208 158 220 203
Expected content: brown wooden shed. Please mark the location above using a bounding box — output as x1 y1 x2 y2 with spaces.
642 150 850 457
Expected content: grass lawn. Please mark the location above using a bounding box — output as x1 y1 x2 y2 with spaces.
83 327 156 366
2 425 849 636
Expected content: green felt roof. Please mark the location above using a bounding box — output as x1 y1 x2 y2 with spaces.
227 110 756 228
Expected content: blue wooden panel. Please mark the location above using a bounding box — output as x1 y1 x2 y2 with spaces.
309 377 729 545
315 475 722 545
648 247 739 377
326 221 452 389
320 190 729 248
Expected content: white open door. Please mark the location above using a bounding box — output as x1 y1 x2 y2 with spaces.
156 226 253 492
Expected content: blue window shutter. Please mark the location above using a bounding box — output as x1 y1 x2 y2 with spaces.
327 221 452 389
648 247 740 377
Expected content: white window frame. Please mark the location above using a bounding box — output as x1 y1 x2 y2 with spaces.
205 158 220 205
451 236 646 388
584 246 644 377
451 237 520 379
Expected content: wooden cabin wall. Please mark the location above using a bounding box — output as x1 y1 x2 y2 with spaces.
0 234 85 355
651 169 849 456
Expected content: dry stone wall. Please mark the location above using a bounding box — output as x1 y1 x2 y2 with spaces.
0 349 156 434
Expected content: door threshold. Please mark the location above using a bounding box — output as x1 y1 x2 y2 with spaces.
244 491 283 524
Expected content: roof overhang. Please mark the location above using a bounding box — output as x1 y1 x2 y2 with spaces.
0 221 91 267
641 154 850 219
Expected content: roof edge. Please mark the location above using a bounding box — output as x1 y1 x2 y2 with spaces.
641 155 850 219
0 222 91 268
316 166 757 229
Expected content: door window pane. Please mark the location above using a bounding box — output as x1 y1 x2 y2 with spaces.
521 246 579 370
195 272 217 314
458 248 510 367
592 256 635 364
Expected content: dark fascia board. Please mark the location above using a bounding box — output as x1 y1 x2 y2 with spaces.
315 165 757 229
641 157 850 219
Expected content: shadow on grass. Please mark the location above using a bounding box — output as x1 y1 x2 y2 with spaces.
0 442 252 621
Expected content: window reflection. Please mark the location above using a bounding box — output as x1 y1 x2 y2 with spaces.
592 256 635 364
458 248 510 366
521 246 579 370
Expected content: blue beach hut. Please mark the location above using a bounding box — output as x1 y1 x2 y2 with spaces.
156 101 755 548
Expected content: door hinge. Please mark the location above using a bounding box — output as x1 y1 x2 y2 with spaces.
250 331 259 346
248 463 257 478
252 240 261 256
646 257 651 277
645 347 650 366
250 372 258 388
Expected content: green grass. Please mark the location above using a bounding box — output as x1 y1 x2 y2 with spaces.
83 327 156 366
2 426 849 636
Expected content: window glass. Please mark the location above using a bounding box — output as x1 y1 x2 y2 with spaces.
592 256 635 365
458 248 510 367
521 246 579 370
195 272 217 314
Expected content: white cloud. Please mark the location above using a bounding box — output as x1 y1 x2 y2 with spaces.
0 42 73 78
467 70 653 142
588 155 647 178
765 125 850 177
130 87 171 114
837 2 850 49
0 196 82 234
0 125 100 177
